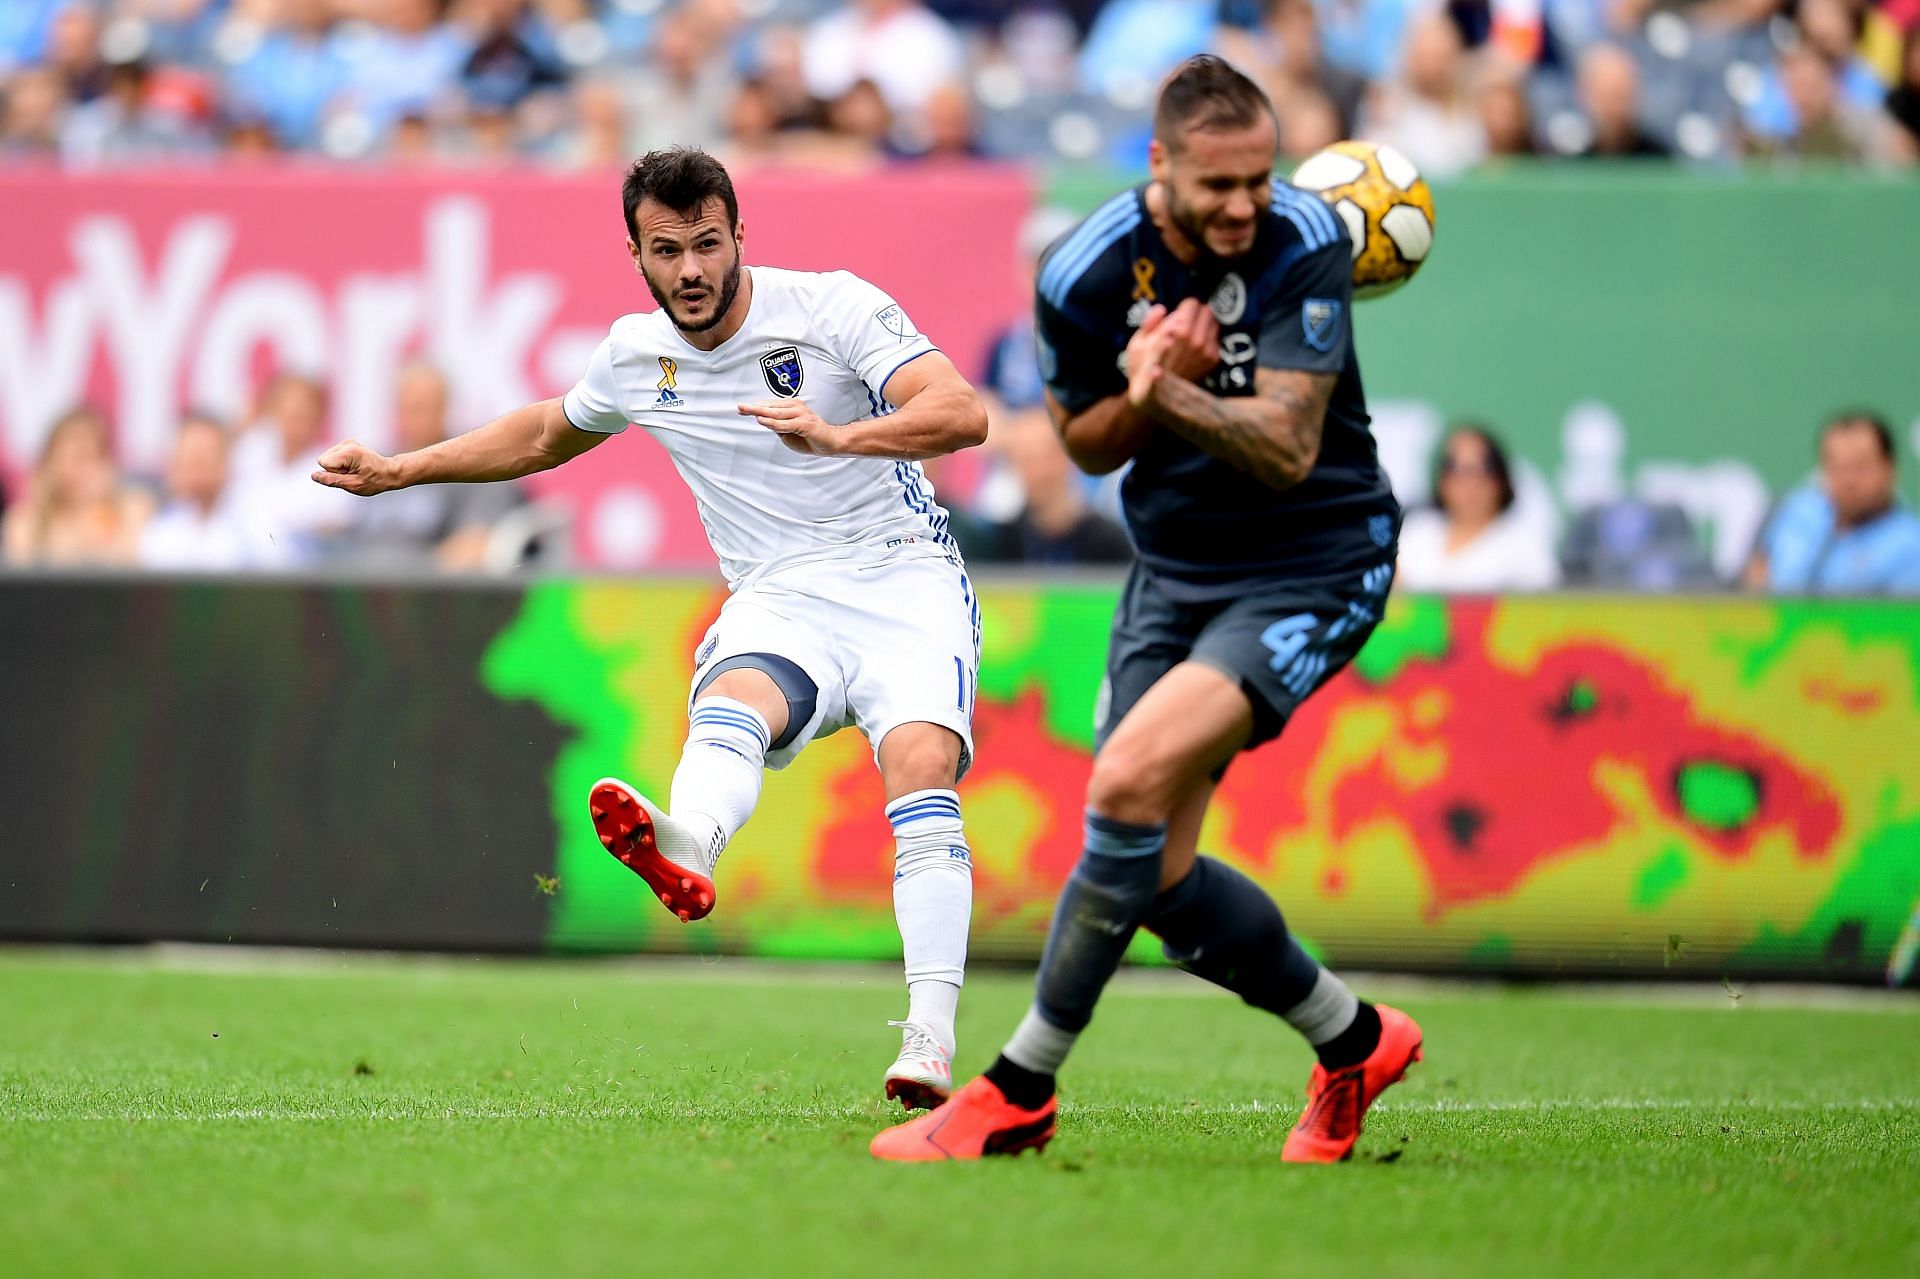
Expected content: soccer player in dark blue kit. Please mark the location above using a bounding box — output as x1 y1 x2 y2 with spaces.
873 56 1422 1164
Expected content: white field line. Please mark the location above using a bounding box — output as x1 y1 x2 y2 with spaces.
5 1099 1915 1124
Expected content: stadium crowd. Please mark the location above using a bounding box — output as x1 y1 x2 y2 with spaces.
0 0 1916 169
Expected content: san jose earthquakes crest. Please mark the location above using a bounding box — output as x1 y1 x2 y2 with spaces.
760 346 804 398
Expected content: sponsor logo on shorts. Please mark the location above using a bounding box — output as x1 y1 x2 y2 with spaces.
696 635 718 664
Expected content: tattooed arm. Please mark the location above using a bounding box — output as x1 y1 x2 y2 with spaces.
1124 314 1334 492
1138 367 1334 491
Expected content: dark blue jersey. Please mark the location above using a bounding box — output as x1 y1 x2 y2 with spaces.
1034 183 1399 598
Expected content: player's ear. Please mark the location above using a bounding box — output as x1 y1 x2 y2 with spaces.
1147 136 1169 185
733 219 745 259
626 237 642 272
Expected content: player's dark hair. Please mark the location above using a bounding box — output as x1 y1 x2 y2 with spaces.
1437 424 1517 515
1153 55 1276 151
1821 410 1894 462
623 147 739 239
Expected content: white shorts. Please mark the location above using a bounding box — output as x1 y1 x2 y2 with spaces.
687 548 982 778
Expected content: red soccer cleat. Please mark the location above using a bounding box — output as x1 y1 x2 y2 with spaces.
588 777 715 923
1281 1003 1424 1164
870 1077 1058 1162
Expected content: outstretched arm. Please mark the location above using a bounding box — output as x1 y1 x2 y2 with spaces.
312 397 607 496
739 352 987 460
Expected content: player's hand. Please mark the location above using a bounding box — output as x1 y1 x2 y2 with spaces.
311 440 400 496
1125 304 1173 409
739 399 840 455
1159 297 1220 382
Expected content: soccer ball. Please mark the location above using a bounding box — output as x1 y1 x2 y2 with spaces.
1289 141 1436 300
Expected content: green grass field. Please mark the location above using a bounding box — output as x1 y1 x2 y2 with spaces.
2 950 1916 1279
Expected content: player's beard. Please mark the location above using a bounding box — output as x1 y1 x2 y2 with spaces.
1166 186 1254 265
646 254 744 334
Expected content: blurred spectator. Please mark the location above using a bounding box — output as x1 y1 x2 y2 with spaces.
460 0 566 118
1221 0 1374 135
1358 12 1488 177
0 1 65 76
915 81 982 158
802 0 964 119
607 4 735 156
222 0 347 151
1561 498 1717 589
229 372 356 566
1314 0 1425 81
1743 0 1890 144
1889 23 1920 161
1 66 67 159
60 57 212 166
46 3 108 103
1746 411 1920 594
1077 0 1217 97
336 361 526 571
1397 426 1561 591
137 412 254 571
1276 84 1345 156
1749 42 1902 162
1571 42 1669 157
954 410 1133 566
331 0 471 141
1 406 154 568
1477 61 1537 157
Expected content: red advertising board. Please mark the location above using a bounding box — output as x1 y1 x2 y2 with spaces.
0 164 1032 568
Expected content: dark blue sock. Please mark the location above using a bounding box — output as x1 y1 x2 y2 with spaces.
1145 855 1324 1018
986 812 1165 1106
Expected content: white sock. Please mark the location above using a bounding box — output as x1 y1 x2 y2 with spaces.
906 980 961 1056
667 697 769 873
887 788 971 1053
1002 1006 1078 1075
1282 968 1360 1044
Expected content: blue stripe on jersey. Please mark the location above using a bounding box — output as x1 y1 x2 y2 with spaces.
1271 186 1337 251
893 460 960 558
1274 184 1338 244
1039 195 1142 308
1036 191 1135 301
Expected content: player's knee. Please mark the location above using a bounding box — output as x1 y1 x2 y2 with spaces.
1086 739 1183 824
878 723 963 794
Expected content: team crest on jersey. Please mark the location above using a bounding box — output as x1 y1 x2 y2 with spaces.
760 346 804 398
1302 298 1342 352
1210 273 1247 325
874 304 917 341
654 356 686 409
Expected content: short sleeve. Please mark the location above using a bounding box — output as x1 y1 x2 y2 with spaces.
1255 240 1354 375
561 335 630 435
1035 291 1123 416
818 271 939 402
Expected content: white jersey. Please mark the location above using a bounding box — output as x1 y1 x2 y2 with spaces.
562 266 958 587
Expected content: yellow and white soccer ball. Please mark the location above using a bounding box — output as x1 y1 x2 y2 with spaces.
1289 140 1435 300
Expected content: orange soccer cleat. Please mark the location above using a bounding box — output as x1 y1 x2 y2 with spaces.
1281 1003 1424 1164
588 777 716 923
869 1077 1058 1162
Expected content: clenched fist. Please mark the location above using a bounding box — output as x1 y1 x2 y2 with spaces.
311 440 401 496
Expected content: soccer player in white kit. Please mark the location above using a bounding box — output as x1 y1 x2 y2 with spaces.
313 148 990 1109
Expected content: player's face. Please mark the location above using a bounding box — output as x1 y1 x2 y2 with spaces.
628 197 745 334
1152 117 1277 260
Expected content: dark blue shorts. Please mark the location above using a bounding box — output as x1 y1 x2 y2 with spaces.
1095 558 1395 754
